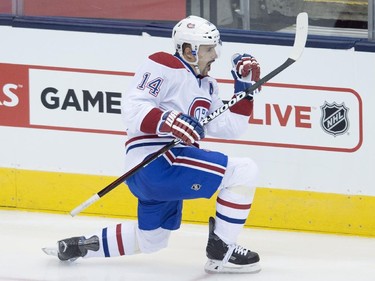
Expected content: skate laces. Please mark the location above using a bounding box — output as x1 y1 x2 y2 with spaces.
219 244 249 269
233 245 249 256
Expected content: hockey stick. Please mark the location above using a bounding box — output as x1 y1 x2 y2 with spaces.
70 12 308 217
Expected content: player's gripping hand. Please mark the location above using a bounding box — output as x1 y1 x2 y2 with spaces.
157 110 205 145
231 53 261 98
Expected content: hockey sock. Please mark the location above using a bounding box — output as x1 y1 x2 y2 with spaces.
214 187 252 245
84 221 140 258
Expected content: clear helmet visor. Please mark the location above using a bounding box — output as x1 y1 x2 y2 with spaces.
215 39 222 58
192 39 222 65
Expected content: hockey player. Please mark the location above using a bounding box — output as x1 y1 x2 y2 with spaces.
49 15 262 273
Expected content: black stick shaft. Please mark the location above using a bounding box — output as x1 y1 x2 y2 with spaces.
97 139 179 198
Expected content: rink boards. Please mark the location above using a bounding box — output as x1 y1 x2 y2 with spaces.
0 25 374 236
1 166 375 236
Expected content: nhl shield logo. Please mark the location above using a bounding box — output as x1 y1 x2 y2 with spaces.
320 102 349 136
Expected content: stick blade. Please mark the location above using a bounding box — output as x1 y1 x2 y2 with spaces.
289 12 309 61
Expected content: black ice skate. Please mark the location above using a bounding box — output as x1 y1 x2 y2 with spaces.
42 235 99 261
205 217 261 273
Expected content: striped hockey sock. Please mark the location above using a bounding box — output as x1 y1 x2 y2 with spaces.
214 187 252 244
84 221 139 258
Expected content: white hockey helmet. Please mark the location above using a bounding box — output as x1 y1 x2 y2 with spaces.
172 15 222 61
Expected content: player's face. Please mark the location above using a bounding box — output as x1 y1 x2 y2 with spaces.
197 44 218 76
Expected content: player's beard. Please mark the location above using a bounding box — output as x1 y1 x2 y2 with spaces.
201 60 215 76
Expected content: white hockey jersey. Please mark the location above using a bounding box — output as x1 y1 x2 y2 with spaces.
122 52 252 171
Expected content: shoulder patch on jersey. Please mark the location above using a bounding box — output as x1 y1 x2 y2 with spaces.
149 52 185 69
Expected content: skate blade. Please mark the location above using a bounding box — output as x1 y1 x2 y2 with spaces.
204 259 261 274
42 246 78 262
42 246 58 257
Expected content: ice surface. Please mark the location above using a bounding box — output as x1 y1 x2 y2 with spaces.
0 209 374 281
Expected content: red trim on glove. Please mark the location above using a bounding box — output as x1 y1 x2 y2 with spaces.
236 57 260 82
229 96 254 116
140 107 163 133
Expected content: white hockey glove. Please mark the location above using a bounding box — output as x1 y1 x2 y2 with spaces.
231 53 261 99
157 110 205 145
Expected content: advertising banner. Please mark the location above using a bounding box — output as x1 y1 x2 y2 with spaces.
0 63 363 153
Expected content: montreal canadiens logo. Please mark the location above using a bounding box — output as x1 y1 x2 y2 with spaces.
189 97 211 122
320 101 349 136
